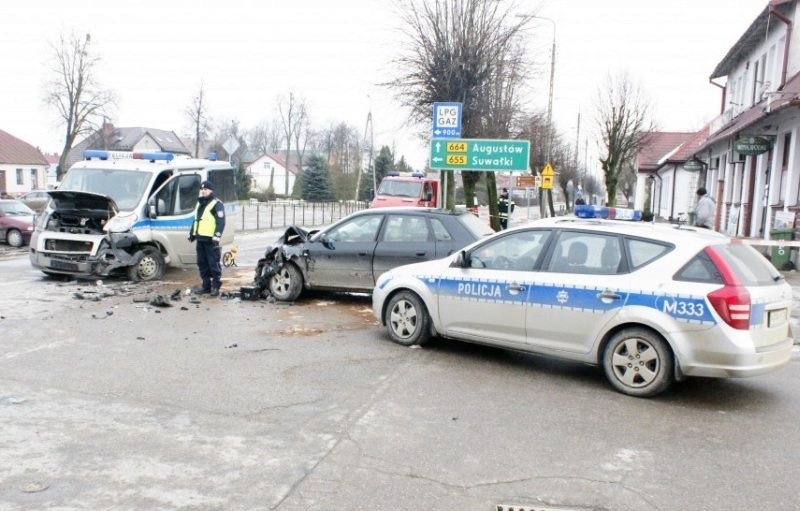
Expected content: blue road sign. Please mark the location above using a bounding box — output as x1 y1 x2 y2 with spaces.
432 102 462 139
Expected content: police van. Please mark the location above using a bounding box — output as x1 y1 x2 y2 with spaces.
29 150 237 281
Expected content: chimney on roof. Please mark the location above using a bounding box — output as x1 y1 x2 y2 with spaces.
103 122 114 137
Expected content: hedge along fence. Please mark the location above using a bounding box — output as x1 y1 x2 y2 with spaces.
231 200 370 232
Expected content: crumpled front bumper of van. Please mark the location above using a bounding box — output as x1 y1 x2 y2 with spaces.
30 232 140 277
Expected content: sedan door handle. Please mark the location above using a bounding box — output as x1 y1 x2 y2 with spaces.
358 252 368 257
415 251 427 257
597 290 621 301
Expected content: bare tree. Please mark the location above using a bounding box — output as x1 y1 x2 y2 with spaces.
390 0 531 229
248 119 284 154
185 83 211 158
595 73 655 206
277 92 308 196
44 31 115 179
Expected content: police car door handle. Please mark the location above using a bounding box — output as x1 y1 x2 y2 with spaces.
507 283 525 294
415 251 426 257
597 290 621 301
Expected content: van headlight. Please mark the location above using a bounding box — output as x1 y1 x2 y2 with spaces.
105 212 136 233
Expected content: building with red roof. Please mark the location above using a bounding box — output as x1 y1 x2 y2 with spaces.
0 129 49 196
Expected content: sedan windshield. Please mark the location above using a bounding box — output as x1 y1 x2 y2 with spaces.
59 168 151 211
0 201 35 216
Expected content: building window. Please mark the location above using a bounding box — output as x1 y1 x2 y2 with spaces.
30 169 38 189
16 169 23 185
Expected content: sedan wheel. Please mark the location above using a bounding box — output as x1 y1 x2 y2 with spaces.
269 263 303 301
384 291 431 346
6 229 24 248
603 327 673 397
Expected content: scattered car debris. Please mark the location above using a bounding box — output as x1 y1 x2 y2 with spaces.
20 481 49 493
225 343 239 349
149 295 172 307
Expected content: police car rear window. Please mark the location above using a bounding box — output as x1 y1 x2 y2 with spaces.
674 251 724 284
713 242 781 286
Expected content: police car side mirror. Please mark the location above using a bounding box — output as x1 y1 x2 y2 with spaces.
451 250 467 268
147 198 157 219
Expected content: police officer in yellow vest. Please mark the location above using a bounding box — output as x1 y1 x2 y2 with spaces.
188 180 226 296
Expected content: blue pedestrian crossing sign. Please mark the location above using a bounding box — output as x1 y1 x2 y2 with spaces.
432 102 462 139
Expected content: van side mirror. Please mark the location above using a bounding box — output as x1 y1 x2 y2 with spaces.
147 198 157 219
424 191 433 201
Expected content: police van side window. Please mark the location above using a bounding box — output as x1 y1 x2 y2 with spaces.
208 169 236 203
177 175 201 214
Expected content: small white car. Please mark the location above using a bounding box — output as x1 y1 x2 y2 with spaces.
372 210 794 397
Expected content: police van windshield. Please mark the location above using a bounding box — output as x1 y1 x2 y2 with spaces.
377 180 422 198
59 169 151 211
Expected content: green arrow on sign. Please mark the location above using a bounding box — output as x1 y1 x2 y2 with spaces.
429 138 530 172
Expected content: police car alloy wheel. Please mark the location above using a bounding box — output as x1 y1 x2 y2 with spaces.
602 327 674 398
385 291 431 346
269 263 303 301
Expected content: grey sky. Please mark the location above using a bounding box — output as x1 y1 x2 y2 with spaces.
1 0 766 171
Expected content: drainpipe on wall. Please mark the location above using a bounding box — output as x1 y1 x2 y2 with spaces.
770 5 793 89
709 77 726 114
670 164 679 221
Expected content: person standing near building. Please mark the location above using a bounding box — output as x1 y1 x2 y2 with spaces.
498 187 515 230
188 180 226 296
693 187 715 229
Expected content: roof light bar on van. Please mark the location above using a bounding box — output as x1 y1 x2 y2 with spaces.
83 150 175 162
575 204 642 221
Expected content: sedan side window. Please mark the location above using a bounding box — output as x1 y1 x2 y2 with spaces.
382 215 431 242
328 215 383 242
469 230 550 270
430 218 453 241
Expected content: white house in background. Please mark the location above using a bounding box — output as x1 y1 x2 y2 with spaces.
247 153 304 196
690 0 800 239
0 129 49 196
636 128 710 222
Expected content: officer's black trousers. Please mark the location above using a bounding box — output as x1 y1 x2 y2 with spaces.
196 239 222 290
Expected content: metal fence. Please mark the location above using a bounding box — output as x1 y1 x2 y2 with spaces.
230 200 370 232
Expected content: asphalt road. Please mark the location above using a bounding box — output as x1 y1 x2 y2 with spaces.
1 235 800 510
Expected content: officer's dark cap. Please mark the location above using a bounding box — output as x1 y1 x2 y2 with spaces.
200 180 214 190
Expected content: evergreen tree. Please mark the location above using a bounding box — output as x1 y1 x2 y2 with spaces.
360 146 394 201
235 162 252 200
301 154 333 201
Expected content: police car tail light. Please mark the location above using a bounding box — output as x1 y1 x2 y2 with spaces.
704 246 751 330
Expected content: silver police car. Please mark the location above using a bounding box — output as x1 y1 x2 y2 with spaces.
372 209 794 397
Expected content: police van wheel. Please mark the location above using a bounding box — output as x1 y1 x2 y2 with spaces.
128 246 165 282
602 327 673 398
385 291 431 347
269 263 303 301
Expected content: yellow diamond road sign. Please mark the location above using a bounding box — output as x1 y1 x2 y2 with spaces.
540 163 555 189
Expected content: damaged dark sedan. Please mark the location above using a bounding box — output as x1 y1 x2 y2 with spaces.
253 207 495 301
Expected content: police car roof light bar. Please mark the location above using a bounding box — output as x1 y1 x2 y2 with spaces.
83 150 175 162
575 204 642 221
